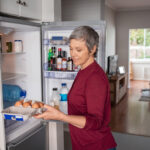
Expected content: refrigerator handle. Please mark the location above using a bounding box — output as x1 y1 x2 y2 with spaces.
7 123 47 148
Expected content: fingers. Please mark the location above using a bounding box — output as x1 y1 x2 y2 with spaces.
33 113 45 119
33 104 61 120
44 104 54 109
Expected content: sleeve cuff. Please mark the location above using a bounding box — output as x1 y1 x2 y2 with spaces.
83 115 101 130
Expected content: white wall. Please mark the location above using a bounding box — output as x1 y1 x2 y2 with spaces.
116 10 150 74
61 0 101 21
105 5 116 59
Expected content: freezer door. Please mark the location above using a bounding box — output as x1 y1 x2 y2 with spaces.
7 123 48 150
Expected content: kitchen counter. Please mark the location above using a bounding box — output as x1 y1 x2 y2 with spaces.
110 85 150 137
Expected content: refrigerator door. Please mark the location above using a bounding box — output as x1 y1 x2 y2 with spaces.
41 21 106 150
42 20 106 103
0 16 42 150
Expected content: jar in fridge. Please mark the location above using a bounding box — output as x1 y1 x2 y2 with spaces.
14 40 23 52
51 88 60 110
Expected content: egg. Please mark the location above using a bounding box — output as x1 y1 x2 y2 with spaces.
20 99 24 104
23 102 31 108
27 100 32 105
15 101 22 107
14 99 24 107
39 102 44 108
32 102 40 109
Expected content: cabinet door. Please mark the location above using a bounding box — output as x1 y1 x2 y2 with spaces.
20 0 42 20
0 0 20 16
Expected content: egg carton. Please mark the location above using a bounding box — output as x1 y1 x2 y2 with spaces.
2 106 43 121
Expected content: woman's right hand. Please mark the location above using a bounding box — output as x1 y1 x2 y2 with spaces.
33 104 65 121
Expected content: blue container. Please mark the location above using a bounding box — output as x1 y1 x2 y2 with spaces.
2 84 26 101
60 83 68 101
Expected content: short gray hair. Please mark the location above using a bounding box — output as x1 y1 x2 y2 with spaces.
69 26 99 56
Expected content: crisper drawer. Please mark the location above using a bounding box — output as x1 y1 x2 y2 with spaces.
6 120 48 150
5 118 42 143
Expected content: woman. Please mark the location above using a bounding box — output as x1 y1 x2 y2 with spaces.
34 26 117 150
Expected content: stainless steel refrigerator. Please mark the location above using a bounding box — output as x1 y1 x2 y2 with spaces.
0 16 106 150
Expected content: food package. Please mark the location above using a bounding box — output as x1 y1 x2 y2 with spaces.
2 99 44 121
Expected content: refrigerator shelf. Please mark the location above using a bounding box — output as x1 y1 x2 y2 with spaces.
44 71 77 80
1 52 26 55
43 39 68 46
2 72 26 81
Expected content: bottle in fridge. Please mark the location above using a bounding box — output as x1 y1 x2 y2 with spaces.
51 88 60 110
56 48 62 70
51 47 57 70
60 83 68 114
2 84 26 101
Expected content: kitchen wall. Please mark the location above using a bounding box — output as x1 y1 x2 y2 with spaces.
62 0 102 21
105 5 116 62
116 10 150 74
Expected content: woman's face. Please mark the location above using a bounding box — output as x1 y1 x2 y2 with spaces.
70 39 93 68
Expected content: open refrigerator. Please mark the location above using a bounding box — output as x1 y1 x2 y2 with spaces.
0 16 106 150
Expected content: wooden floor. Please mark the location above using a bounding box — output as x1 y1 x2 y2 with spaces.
110 80 150 137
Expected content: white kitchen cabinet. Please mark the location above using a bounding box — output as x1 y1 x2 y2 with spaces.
0 0 42 20
0 0 20 16
42 0 61 22
21 0 42 20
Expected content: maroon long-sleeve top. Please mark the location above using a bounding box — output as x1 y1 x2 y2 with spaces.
68 61 117 150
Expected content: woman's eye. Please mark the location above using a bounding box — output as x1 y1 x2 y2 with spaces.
77 49 81 52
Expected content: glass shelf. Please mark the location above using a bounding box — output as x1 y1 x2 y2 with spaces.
2 72 26 81
1 52 26 55
43 71 77 80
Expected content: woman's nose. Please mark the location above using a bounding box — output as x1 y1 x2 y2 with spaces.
70 50 75 57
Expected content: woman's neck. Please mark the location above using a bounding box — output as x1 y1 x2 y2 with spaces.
80 57 94 70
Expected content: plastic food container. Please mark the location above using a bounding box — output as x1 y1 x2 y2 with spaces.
14 40 23 52
2 106 43 121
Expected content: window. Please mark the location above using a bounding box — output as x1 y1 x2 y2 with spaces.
129 29 150 60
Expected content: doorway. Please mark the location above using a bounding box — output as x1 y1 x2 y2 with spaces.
129 28 150 93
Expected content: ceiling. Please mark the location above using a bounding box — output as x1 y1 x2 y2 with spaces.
106 0 150 11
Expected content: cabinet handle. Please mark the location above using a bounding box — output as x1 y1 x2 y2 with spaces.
21 1 27 6
16 0 22 4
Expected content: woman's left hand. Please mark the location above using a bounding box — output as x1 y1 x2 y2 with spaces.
33 104 65 121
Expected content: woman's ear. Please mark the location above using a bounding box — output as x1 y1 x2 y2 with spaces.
90 45 96 55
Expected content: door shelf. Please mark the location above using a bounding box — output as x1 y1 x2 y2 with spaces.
43 71 77 80
2 72 26 81
43 39 68 46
